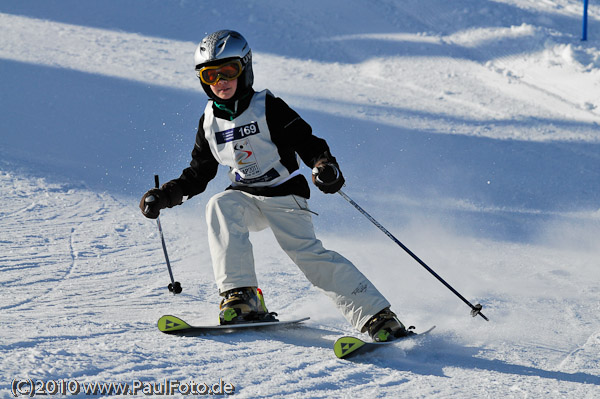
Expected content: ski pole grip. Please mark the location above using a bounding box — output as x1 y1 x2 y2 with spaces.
144 175 160 214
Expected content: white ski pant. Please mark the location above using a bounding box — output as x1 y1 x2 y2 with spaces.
205 190 390 331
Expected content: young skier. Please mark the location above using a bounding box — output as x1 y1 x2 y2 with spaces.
140 30 410 342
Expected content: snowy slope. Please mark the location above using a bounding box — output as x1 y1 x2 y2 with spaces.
2 0 600 397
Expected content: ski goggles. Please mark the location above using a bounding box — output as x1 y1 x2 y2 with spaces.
196 60 243 85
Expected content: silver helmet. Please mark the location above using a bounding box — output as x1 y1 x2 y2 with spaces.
194 30 254 101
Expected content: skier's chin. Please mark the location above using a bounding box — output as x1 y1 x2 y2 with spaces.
216 88 234 100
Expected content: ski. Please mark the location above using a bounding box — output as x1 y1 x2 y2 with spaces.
334 325 436 359
157 314 310 336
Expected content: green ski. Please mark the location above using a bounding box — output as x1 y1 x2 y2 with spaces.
158 315 309 335
334 326 436 359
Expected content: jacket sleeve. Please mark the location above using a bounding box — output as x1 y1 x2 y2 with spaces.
163 114 219 200
265 94 338 169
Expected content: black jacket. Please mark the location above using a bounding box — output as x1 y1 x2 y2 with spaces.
162 90 336 205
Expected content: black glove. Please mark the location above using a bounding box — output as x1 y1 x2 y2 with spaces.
312 159 345 194
139 181 183 219
140 188 168 219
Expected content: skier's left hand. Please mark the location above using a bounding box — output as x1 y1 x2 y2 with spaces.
312 160 345 194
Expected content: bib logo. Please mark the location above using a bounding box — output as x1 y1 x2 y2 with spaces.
234 140 260 177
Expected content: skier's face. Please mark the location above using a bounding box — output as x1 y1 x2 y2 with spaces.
210 78 238 100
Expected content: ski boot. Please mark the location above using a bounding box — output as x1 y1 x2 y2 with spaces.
219 287 278 325
364 308 414 342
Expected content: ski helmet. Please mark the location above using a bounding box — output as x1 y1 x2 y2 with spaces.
194 30 254 101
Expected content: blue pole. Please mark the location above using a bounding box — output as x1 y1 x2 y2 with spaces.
582 0 589 41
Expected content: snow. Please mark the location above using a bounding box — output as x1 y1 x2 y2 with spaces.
1 0 600 397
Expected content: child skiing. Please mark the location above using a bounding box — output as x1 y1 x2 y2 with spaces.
140 30 409 342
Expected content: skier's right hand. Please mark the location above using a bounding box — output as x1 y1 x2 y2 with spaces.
140 181 184 219
140 188 169 219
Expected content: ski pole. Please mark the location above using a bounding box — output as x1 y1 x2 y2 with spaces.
146 175 182 294
337 189 488 321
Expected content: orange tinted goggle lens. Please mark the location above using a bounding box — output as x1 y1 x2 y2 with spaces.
197 61 242 85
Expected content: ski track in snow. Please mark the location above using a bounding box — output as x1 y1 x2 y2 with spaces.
2 164 600 398
1 0 600 398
